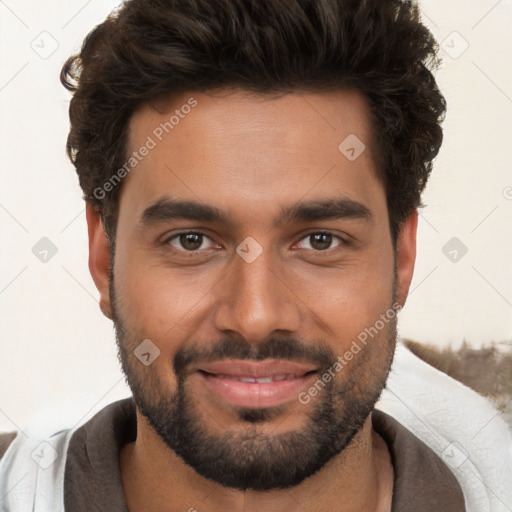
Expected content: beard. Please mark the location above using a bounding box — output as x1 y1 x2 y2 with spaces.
111 280 397 491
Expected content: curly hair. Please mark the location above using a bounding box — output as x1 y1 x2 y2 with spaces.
61 0 446 248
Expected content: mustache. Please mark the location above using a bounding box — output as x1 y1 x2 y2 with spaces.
173 336 335 378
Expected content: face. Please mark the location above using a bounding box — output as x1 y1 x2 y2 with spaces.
89 88 416 491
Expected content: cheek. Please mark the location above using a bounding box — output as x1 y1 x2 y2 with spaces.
292 250 394 331
113 247 221 343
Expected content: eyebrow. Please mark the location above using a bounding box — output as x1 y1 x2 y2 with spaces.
139 196 372 228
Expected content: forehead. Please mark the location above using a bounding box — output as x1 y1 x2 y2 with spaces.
119 88 385 228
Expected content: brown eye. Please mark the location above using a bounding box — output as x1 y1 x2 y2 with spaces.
167 232 213 251
310 233 332 250
297 232 343 251
180 233 203 250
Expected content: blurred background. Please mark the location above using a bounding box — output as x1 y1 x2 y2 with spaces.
1 0 511 432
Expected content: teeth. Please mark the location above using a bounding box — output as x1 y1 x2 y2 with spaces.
239 377 274 383
255 377 273 383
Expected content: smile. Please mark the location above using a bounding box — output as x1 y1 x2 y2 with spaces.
193 359 318 408
204 374 305 383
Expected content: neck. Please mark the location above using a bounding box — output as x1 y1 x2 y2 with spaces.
120 411 394 512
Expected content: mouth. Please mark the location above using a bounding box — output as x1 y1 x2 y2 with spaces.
194 359 318 409
201 374 306 383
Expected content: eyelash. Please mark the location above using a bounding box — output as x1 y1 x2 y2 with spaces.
162 231 348 255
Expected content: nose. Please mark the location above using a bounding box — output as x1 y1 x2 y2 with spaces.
212 247 302 344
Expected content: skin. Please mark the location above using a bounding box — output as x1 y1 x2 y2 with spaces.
87 88 417 511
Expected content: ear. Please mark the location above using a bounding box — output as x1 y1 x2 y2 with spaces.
86 203 113 320
395 209 418 308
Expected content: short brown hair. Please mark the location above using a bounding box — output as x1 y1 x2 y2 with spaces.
61 0 446 248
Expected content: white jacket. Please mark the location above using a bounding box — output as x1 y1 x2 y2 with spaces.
376 341 512 511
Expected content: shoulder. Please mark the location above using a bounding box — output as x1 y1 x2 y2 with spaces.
372 409 466 511
377 342 512 511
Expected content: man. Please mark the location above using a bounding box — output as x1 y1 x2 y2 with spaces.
0 0 511 510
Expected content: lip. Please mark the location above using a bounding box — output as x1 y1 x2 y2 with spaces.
195 359 318 408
